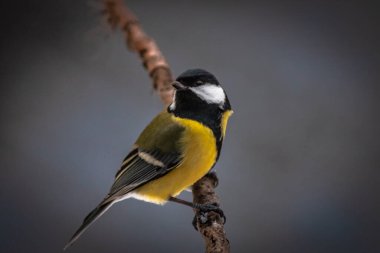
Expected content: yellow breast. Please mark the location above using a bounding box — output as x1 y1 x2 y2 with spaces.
221 110 233 137
133 115 217 204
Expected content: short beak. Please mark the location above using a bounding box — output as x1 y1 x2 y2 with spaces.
172 81 187 90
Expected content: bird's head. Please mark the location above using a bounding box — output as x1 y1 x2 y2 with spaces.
168 69 231 114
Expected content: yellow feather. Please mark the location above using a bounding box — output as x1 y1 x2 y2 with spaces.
133 115 217 204
221 110 233 137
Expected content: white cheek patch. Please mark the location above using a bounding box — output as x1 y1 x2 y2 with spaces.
190 83 225 105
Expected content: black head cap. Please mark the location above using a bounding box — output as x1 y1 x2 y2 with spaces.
176 68 220 87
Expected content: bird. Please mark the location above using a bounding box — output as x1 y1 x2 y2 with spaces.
64 68 233 250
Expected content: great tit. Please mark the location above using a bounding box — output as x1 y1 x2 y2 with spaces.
64 68 233 249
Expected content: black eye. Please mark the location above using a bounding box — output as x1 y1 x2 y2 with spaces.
195 80 203 86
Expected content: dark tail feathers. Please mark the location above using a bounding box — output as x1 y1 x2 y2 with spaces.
64 201 113 250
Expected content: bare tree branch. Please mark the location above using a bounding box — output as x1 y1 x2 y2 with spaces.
103 0 173 106
102 1 230 252
193 172 230 252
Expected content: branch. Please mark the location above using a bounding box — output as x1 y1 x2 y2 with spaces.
193 172 230 252
103 0 173 106
102 1 230 252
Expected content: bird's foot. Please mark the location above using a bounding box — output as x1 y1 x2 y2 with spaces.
192 203 226 231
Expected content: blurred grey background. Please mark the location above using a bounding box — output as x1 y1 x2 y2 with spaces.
1 0 379 252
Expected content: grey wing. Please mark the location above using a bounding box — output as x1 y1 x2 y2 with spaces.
104 147 181 202
64 147 181 249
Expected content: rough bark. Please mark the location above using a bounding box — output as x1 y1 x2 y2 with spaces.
193 172 230 252
103 0 173 106
102 1 230 252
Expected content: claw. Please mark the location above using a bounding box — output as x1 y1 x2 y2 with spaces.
192 216 198 231
192 203 226 230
